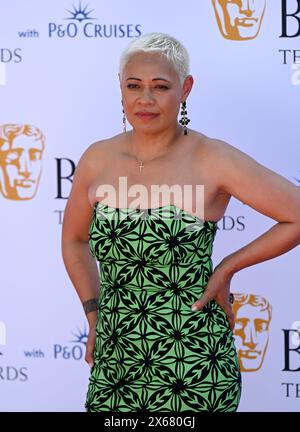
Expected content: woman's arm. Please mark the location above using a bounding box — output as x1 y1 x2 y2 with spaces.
214 139 300 276
61 240 99 329
191 139 300 321
61 141 103 330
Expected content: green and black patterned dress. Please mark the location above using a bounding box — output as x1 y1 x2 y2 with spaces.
85 201 241 412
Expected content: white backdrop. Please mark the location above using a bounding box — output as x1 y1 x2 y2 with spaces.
0 0 300 412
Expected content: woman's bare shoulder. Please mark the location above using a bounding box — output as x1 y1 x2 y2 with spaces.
192 132 240 159
197 134 300 223
188 131 239 171
78 133 124 168
191 132 255 190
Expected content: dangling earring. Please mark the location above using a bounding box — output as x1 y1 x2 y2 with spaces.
122 101 127 133
179 101 190 135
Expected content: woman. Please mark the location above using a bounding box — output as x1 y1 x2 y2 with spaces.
61 32 300 412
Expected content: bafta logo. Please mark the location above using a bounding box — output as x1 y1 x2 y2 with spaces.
232 293 272 372
0 124 45 200
212 0 266 41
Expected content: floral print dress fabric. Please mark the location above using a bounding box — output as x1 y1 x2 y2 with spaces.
85 202 241 412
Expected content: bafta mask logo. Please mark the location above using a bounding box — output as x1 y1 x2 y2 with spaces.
212 0 266 41
0 124 45 200
232 293 272 372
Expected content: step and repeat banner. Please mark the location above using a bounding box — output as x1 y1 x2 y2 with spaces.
0 0 300 412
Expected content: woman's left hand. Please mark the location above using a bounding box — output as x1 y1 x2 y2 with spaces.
191 262 235 331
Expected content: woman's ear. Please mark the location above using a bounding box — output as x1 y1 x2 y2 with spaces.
182 75 194 100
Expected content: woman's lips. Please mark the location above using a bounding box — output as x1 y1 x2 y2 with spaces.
135 112 160 119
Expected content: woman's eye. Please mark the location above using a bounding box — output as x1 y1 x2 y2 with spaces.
126 84 169 90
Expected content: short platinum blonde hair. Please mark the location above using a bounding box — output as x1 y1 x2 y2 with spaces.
119 32 190 86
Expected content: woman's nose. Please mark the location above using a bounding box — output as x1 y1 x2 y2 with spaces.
139 88 155 103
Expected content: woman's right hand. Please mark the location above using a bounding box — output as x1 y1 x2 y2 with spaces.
85 326 96 368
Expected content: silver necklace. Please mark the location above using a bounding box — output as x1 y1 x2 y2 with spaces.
137 160 144 173
131 146 174 173
129 127 184 173
132 154 163 173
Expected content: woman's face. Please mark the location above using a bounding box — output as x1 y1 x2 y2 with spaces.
120 51 190 134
